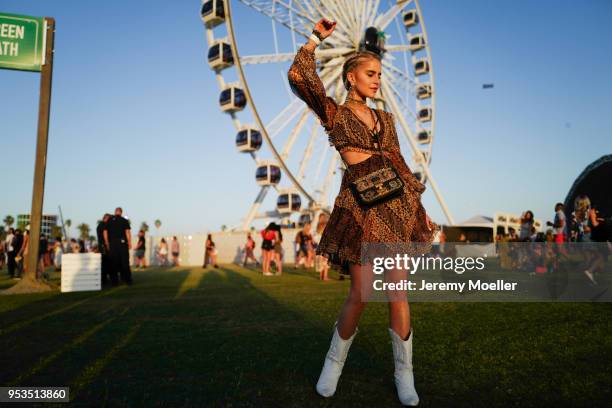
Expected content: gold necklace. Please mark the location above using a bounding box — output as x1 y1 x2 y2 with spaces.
347 96 366 105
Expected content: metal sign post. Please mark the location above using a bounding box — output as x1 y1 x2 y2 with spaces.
0 13 55 285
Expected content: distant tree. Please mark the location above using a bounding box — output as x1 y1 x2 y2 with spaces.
154 219 162 230
77 223 90 241
3 215 14 229
221 224 227 232
51 225 63 240
16 221 27 232
64 219 72 228
140 222 149 233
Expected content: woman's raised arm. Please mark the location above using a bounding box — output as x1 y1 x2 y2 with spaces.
288 19 338 131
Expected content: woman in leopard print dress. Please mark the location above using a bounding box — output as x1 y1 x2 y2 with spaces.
288 19 436 406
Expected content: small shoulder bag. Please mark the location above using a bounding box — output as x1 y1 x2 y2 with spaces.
345 109 404 207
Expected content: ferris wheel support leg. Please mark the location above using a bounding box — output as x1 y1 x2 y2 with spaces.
242 186 270 231
381 81 455 226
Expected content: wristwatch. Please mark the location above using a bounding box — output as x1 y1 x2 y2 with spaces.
312 29 324 41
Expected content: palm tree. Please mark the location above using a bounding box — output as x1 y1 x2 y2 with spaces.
3 215 14 229
65 219 72 229
154 219 162 230
140 222 149 233
2 215 15 228
77 223 90 241
51 225 63 240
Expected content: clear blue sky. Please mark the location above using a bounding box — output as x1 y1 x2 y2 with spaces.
1 0 611 236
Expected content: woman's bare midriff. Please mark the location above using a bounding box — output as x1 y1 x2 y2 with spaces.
342 150 374 166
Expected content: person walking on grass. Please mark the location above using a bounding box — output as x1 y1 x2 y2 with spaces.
243 233 259 267
260 223 277 276
575 195 609 285
203 234 219 268
288 19 436 405
171 236 180 266
158 238 169 266
134 229 147 270
103 207 132 285
272 226 283 275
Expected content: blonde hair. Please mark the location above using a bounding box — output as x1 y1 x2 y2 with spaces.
574 194 591 222
342 51 382 90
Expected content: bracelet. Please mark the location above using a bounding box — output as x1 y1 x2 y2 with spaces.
308 33 321 46
312 29 324 41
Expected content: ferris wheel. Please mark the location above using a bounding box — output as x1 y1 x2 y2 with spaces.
201 0 455 230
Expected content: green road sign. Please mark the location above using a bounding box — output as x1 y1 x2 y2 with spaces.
0 12 45 72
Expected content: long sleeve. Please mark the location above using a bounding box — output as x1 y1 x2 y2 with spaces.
288 46 338 131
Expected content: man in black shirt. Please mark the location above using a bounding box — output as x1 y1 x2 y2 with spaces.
96 213 111 285
103 207 132 285
7 228 20 279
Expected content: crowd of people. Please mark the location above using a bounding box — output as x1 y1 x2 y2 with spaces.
3 196 608 288
238 220 331 281
494 196 610 285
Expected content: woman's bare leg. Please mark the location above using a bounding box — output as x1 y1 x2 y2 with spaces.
386 268 411 339
388 301 411 339
336 263 373 339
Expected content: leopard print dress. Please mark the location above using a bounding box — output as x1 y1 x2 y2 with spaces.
288 46 435 272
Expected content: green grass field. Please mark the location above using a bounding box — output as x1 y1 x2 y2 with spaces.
1 264 610 407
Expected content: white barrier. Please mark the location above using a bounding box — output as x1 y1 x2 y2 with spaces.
61 253 101 292
144 230 308 266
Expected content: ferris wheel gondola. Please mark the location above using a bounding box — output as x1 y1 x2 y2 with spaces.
417 129 431 144
201 0 226 28
277 190 302 214
219 85 246 113
208 40 234 71
236 127 262 153
408 34 426 52
255 162 281 186
201 0 456 229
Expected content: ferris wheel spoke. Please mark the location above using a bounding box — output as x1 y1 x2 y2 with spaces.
319 1 360 44
238 0 315 38
265 98 303 139
264 62 341 139
381 59 418 88
240 48 352 66
336 0 360 40
292 0 319 21
381 79 417 148
365 0 381 27
320 0 353 32
385 44 413 52
382 65 415 98
374 0 413 31
281 108 310 160
240 53 296 65
383 76 418 122
297 119 320 181
318 150 339 204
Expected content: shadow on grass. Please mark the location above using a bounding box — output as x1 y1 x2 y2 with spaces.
1 265 611 407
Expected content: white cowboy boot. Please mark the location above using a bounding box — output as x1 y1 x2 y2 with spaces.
316 322 358 397
389 328 419 406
